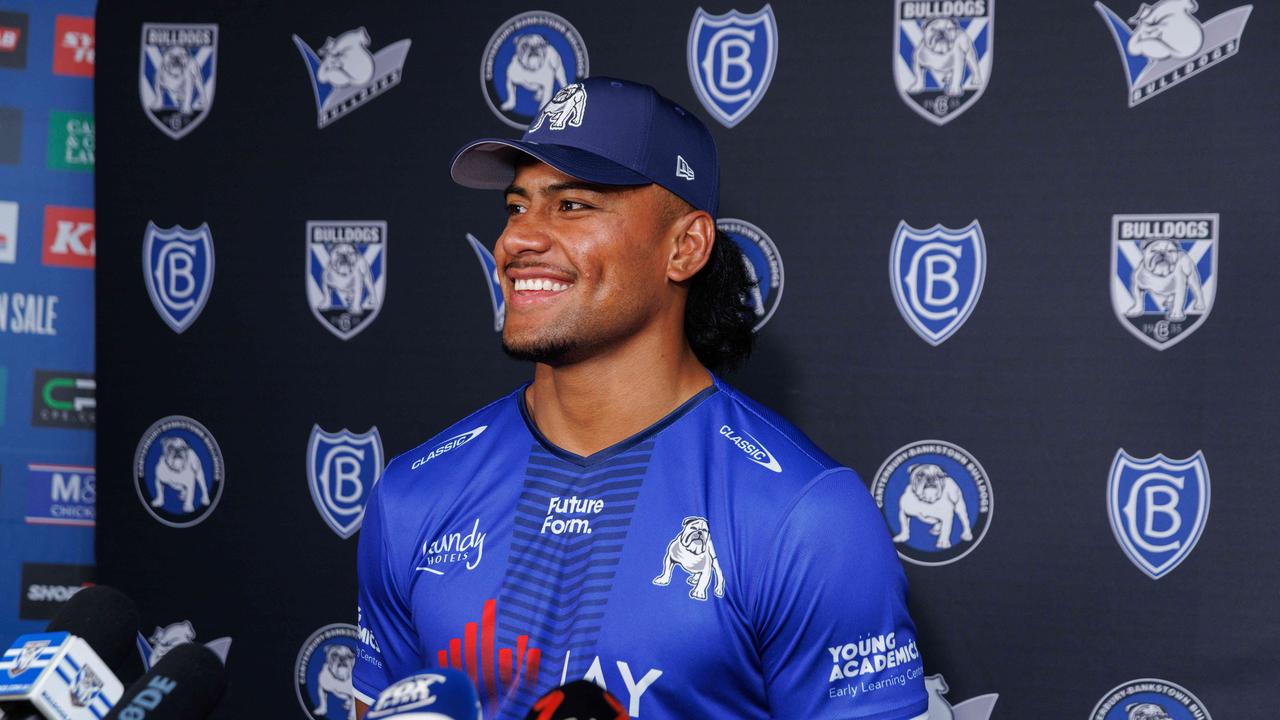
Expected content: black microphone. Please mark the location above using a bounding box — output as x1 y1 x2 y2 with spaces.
45 586 143 682
102 643 226 719
522 680 627 720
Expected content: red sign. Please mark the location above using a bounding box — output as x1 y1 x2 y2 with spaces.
52 15 94 77
42 206 95 269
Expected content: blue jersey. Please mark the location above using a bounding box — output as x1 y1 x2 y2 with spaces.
355 377 928 719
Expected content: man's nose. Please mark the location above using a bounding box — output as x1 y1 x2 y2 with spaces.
499 216 554 256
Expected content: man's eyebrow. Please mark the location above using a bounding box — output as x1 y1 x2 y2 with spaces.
503 180 623 197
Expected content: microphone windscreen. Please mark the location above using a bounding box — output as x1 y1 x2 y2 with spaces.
44 585 141 682
103 642 226 720
366 668 480 720
523 680 627 720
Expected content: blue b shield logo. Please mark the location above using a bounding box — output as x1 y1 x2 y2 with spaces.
465 233 504 333
1108 450 1210 579
687 5 778 128
143 222 215 333
890 220 986 346
307 425 383 539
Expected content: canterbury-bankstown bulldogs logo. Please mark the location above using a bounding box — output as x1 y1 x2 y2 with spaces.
653 516 726 601
139 23 217 139
1095 1 1252 106
307 425 383 539
295 624 359 720
8 639 50 677
306 220 387 341
891 220 986 345
528 83 587 132
69 665 103 707
465 234 504 332
143 222 215 334
894 0 994 125
137 620 232 671
1110 213 1216 350
687 5 778 128
923 674 999 720
482 11 588 129
1108 450 1209 580
1089 678 1213 720
719 218 784 332
292 27 411 128
134 415 225 528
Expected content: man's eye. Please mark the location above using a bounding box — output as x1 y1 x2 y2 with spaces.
560 200 589 211
506 203 526 215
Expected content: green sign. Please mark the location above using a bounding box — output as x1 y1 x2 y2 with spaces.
47 111 94 171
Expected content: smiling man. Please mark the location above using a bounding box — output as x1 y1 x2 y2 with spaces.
353 77 927 719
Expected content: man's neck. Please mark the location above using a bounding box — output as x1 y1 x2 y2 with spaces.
524 333 712 458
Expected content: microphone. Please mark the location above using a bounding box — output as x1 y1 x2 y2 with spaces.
522 680 627 720
366 668 481 720
0 586 140 719
102 642 226 719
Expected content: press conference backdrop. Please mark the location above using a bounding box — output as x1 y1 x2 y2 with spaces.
94 1 1275 718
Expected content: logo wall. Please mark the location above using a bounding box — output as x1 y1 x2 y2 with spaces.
894 0 993 125
687 5 778 128
1089 678 1212 720
292 28 411 128
306 220 386 340
139 23 217 139
1095 1 1251 106
890 220 986 345
482 11 588 129
133 415 225 528
1110 213 1216 350
719 218 783 332
144 222 214 333
1108 450 1209 579
465 234 504 332
307 425 383 539
295 623 359 720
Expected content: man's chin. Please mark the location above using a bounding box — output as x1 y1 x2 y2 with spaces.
501 335 580 365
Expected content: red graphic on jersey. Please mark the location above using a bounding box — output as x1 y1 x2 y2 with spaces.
52 16 94 77
42 206 94 269
435 598 541 704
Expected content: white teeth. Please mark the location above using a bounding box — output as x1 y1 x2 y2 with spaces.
513 278 570 292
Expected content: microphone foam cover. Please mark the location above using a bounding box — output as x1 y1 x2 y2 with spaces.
104 642 226 719
44 585 141 679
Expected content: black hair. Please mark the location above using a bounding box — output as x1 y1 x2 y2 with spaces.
685 230 757 373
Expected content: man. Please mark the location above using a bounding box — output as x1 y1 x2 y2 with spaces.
354 77 927 719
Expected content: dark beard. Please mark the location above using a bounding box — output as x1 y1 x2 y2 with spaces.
501 336 580 366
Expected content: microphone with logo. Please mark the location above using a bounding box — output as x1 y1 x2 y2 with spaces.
365 669 481 720
522 680 627 720
101 642 226 719
0 585 141 720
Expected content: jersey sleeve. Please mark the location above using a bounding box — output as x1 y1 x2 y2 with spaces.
354 473 422 704
751 468 928 720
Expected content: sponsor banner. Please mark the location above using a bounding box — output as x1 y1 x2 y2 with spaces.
0 291 60 336
46 112 94 171
481 11 588 129
42 206 95 268
687 5 778 128
25 463 95 527
0 106 22 165
0 11 29 69
31 370 95 430
19 563 94 621
0 200 16 263
52 15 94 77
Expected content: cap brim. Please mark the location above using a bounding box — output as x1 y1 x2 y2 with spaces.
450 139 651 190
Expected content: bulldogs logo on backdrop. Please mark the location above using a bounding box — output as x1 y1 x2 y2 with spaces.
1108 450 1209 579
307 425 383 539
719 219 783 332
306 220 387 340
1110 213 1216 350
292 27 411 128
295 624 360 720
136 620 233 671
133 415 225 528
893 1 993 125
872 440 993 566
465 234 505 332
687 5 778 128
1095 0 1252 106
138 23 217 139
143 221 214 334
1089 678 1213 720
482 11 588 130
652 516 726 601
890 220 986 345
922 674 998 720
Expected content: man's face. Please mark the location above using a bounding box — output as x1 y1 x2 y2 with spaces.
497 161 679 364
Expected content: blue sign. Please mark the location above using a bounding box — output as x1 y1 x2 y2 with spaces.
1108 450 1210 580
143 222 215 334
687 5 778 127
890 220 986 346
307 426 383 539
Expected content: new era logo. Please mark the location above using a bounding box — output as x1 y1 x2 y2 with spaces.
676 155 695 181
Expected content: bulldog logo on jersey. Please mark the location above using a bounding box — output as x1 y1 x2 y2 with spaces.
306 220 386 340
687 5 778 128
465 234 505 332
133 415 225 528
1089 678 1212 720
653 516 726 601
1095 1 1252 107
719 218 783 332
482 11 589 130
307 425 383 539
139 24 217 139
294 624 359 720
894 1 992 125
1111 213 1216 351
143 222 215 334
1108 450 1209 580
890 220 986 345
292 27 411 128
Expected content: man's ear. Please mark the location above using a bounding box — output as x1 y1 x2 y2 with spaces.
667 210 716 283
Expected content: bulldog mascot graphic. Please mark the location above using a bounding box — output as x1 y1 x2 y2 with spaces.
152 436 211 514
313 644 357 720
319 243 379 314
892 464 974 550
501 33 568 112
908 17 983 97
653 516 726 601
1125 238 1206 322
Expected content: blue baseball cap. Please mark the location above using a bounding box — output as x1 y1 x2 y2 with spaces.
450 76 720 216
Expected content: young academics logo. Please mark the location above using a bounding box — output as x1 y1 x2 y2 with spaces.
42 206 94 268
466 234 505 332
295 623 359 720
1095 1 1251 107
133 415 225 528
1089 678 1212 720
719 219 784 333
890 220 986 345
687 5 778 128
1110 213 1216 351
872 440 993 566
307 425 383 539
144 222 215 333
306 220 386 340
482 11 589 130
292 28 411 129
139 23 218 139
1108 450 1209 580
894 0 993 125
